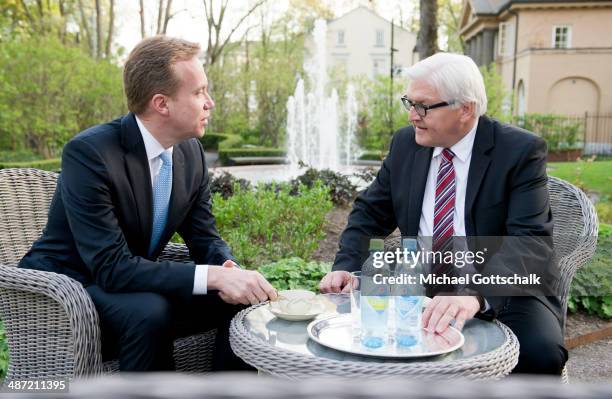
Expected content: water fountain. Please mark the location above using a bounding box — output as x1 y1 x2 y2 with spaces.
214 19 362 184
286 19 359 172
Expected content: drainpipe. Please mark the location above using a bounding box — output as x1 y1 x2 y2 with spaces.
509 9 519 111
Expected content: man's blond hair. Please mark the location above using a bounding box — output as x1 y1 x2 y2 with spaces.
123 36 201 115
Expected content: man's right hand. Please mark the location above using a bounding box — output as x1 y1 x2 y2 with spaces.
319 271 352 293
208 265 278 305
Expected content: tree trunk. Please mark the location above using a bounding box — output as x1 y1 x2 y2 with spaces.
77 0 94 56
105 0 115 58
95 0 103 58
139 0 146 38
156 0 164 34
162 0 173 34
417 0 438 59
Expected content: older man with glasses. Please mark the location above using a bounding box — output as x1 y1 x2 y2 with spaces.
320 52 566 375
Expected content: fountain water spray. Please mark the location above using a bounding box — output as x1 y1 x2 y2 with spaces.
286 19 359 171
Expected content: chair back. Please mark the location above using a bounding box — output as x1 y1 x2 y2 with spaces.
547 176 598 314
0 168 58 265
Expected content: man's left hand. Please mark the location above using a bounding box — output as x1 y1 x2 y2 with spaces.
422 296 480 333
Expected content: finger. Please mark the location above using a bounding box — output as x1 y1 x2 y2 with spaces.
251 284 268 303
422 296 441 328
435 304 458 333
425 300 449 332
454 309 469 331
218 291 236 305
245 291 259 306
319 274 332 293
330 272 345 293
256 273 278 301
222 260 236 268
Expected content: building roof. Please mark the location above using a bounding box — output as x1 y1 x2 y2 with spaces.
328 5 413 33
470 0 611 15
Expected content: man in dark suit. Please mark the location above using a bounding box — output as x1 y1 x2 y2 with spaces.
320 53 567 374
19 36 277 371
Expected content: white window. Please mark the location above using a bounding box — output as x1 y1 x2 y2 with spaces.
498 21 515 56
337 30 345 46
498 22 507 56
552 25 571 48
375 29 384 47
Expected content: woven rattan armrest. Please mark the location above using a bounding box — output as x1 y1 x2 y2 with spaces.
0 265 103 380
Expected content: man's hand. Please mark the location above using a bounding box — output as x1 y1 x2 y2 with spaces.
319 271 352 293
422 296 480 333
208 264 278 305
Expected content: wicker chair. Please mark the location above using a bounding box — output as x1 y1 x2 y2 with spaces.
0 169 599 380
0 168 216 380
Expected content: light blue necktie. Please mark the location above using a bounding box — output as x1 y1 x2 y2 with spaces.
149 150 173 256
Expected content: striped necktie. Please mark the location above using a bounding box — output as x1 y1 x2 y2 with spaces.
149 150 173 256
432 148 456 254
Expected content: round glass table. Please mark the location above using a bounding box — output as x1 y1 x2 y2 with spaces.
230 294 519 379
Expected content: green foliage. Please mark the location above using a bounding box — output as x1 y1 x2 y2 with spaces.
0 158 61 171
209 171 252 199
596 203 612 225
359 150 386 161
212 182 332 268
200 133 234 151
291 167 357 206
0 149 41 162
480 63 511 122
514 114 582 152
568 229 612 319
0 320 8 380
218 148 286 165
258 257 332 292
0 36 125 157
358 75 409 151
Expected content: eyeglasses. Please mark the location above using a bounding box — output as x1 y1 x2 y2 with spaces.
400 96 454 117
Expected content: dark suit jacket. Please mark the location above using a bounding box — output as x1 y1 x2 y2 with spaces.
19 113 235 301
333 115 561 321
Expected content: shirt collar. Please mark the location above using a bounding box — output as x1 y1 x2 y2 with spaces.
432 119 479 163
135 115 173 161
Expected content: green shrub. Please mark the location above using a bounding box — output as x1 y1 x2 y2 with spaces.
358 150 386 161
218 148 286 165
258 257 332 292
596 202 612 224
0 320 8 380
567 227 612 319
212 182 332 268
200 133 231 151
291 167 356 207
218 134 243 150
0 36 125 157
210 171 252 199
513 114 583 152
0 158 61 171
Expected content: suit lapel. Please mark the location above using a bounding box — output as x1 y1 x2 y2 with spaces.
407 146 433 236
465 116 494 235
121 113 153 251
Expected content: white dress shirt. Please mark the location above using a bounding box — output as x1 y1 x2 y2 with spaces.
418 121 478 238
417 120 490 311
135 116 209 295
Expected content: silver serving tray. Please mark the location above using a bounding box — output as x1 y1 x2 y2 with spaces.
307 314 464 358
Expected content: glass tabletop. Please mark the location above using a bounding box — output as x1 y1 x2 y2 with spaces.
244 294 507 364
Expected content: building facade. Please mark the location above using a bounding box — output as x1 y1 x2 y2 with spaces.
459 0 612 117
322 6 418 79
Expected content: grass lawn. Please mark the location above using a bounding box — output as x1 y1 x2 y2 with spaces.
547 160 612 199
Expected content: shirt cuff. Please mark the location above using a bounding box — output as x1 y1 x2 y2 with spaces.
193 264 209 295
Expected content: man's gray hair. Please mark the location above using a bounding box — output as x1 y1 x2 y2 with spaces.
405 52 487 116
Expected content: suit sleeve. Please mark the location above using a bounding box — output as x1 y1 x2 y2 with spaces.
177 142 236 266
332 134 399 272
61 138 196 300
481 136 556 318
